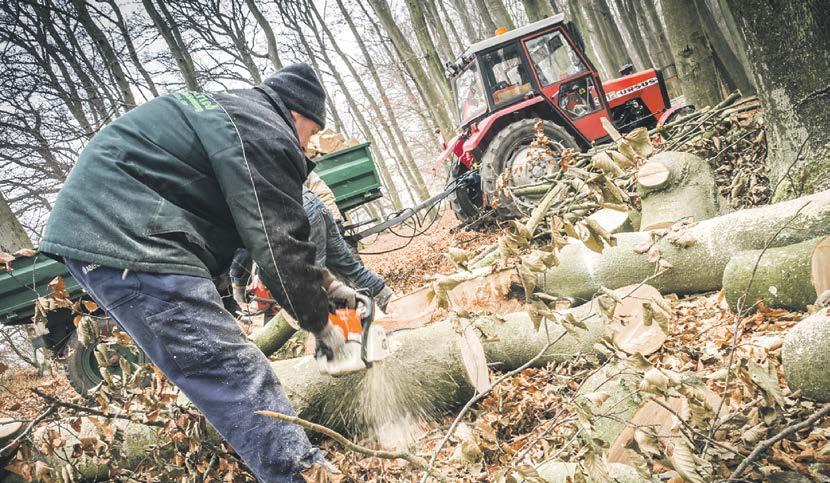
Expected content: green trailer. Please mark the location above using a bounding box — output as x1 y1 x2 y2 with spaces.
312 142 382 212
0 143 383 394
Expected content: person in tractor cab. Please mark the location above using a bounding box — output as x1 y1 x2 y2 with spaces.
230 188 394 313
39 64 350 481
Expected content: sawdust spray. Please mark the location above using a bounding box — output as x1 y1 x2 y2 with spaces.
354 357 436 450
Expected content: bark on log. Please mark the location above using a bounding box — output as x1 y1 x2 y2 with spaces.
535 461 644 482
638 151 723 230
783 309 830 402
540 189 830 304
723 237 828 312
250 310 297 357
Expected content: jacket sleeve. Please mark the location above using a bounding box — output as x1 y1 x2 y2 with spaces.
207 120 329 333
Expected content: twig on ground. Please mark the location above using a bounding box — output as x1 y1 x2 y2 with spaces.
256 410 435 477
0 403 57 455
726 404 830 480
31 388 165 428
706 201 812 452
419 331 567 483
648 396 747 458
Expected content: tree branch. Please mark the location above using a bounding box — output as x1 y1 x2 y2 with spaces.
256 410 433 475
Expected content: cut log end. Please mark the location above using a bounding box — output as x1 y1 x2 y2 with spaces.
637 161 670 189
812 236 830 298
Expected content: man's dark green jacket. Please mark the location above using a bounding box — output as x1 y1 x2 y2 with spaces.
40 85 328 333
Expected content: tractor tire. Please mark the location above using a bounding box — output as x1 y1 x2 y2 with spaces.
448 161 483 225
64 317 147 397
480 118 578 218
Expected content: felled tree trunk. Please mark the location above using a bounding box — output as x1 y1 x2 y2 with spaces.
540 189 830 303
274 284 668 434
722 236 829 312
250 310 297 357
637 151 723 230
783 309 830 401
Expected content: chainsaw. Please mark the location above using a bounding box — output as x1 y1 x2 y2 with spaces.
316 292 389 377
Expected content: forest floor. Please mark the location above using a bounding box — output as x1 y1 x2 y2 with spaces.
361 208 500 294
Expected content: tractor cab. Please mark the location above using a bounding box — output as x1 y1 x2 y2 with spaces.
443 14 676 224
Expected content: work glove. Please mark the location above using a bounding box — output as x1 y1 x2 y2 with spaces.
374 285 395 312
314 321 348 361
326 280 357 309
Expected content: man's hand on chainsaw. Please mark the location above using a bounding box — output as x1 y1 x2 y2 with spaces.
314 321 348 361
325 280 357 309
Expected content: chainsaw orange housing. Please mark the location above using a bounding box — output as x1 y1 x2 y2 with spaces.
328 308 362 339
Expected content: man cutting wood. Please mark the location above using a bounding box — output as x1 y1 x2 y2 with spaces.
40 64 350 481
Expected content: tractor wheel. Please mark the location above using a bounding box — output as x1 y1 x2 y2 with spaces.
448 161 483 225
64 317 147 397
480 118 578 218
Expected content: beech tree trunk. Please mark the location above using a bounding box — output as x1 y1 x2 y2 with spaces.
323 0 431 201
660 0 722 107
473 0 498 36
142 0 200 91
725 0 830 201
693 0 754 95
423 0 455 62
613 0 650 70
485 0 516 30
722 237 827 312
105 0 159 98
367 0 455 135
243 0 283 71
403 0 455 110
72 0 136 111
539 189 830 303
451 0 480 42
522 0 554 23
637 151 724 230
587 0 630 73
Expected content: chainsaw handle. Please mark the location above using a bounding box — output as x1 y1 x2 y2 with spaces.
355 292 374 326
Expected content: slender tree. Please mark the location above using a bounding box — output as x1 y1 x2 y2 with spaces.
104 0 159 98
521 0 554 22
71 0 136 111
450 0 481 42
661 0 722 107
334 0 432 192
243 0 283 71
485 0 517 30
366 0 455 134
403 0 454 108
141 0 200 90
694 0 754 95
423 0 455 62
281 1 404 209
310 0 429 200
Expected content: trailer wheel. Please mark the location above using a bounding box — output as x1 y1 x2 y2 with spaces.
65 317 147 397
480 118 578 218
448 161 483 225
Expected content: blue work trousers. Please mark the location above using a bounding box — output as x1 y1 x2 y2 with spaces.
303 192 385 295
63 257 321 482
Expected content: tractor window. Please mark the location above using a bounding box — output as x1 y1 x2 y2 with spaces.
526 31 586 86
481 43 533 106
455 61 487 125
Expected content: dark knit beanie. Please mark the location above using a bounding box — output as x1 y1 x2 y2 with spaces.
263 63 327 128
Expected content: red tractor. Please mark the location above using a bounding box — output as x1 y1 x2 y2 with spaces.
440 14 686 223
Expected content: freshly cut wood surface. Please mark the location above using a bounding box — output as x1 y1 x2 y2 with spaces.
637 161 670 189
